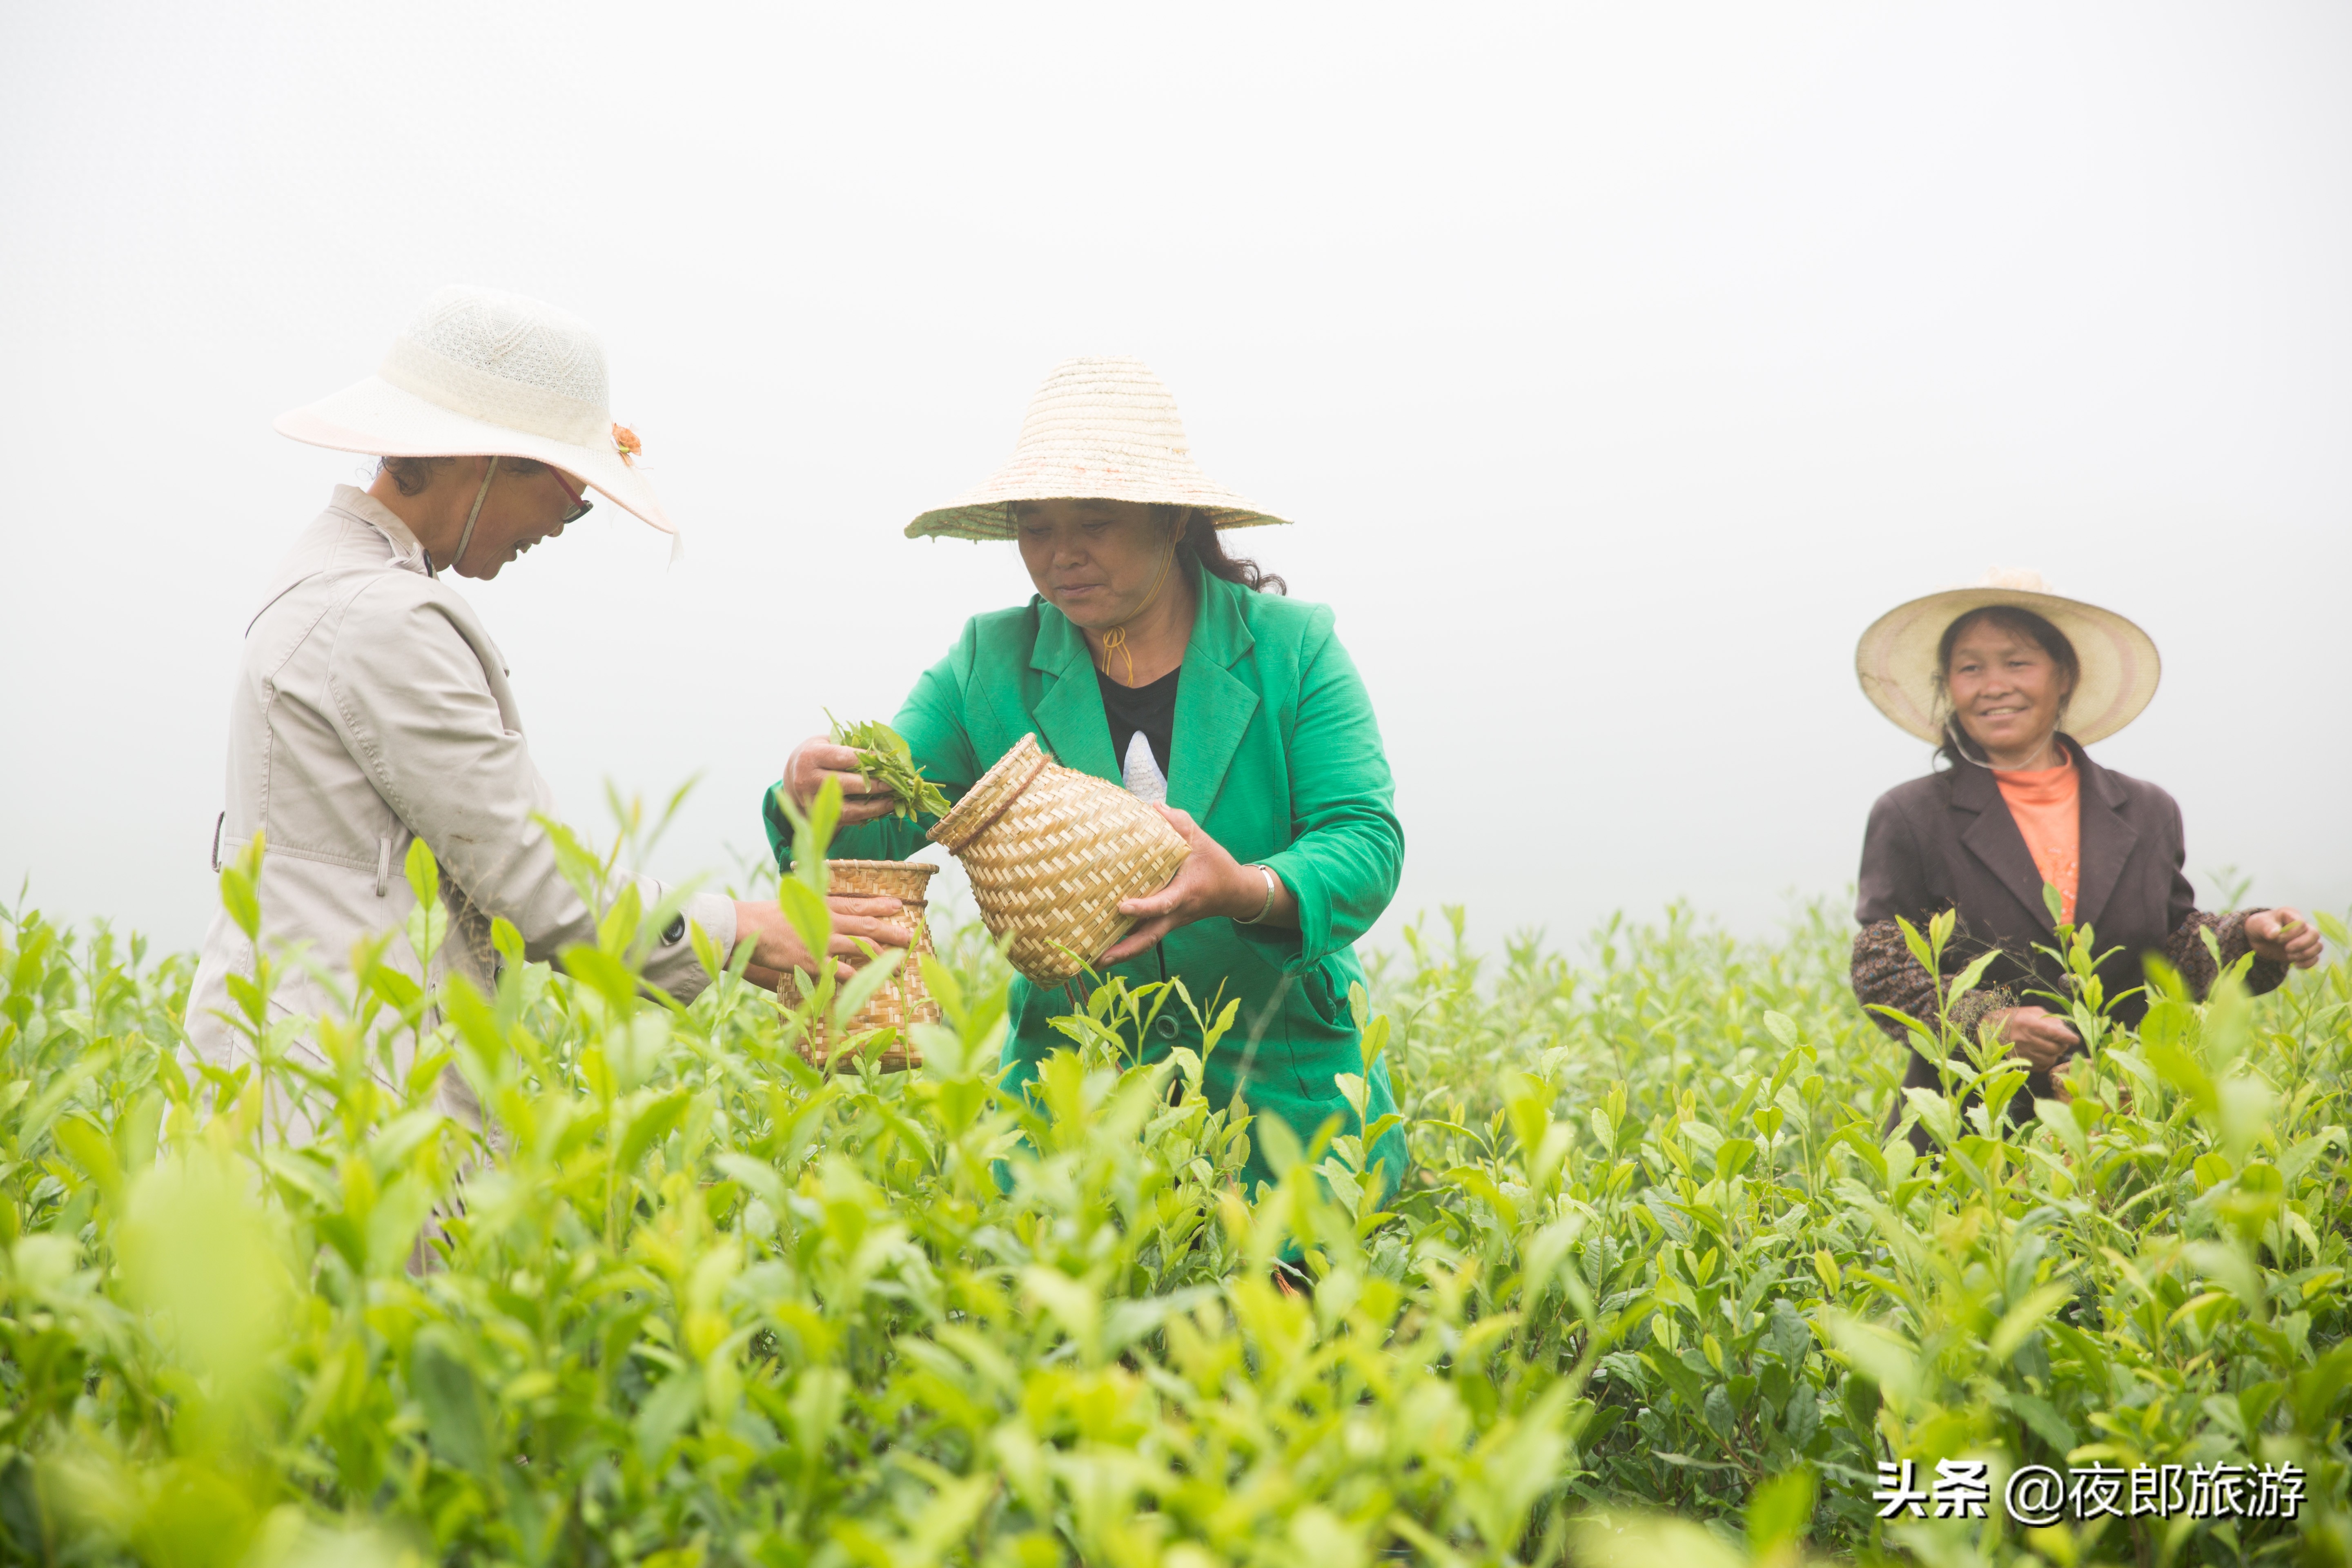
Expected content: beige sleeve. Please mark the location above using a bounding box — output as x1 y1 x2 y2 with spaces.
324 584 724 1002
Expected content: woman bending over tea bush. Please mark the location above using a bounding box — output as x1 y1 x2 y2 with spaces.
191 285 905 1138
766 358 1408 1203
1849 571 2321 1143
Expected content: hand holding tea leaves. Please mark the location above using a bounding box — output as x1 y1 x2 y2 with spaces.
1989 1003 2078 1073
782 713 953 824
2247 906 2325 968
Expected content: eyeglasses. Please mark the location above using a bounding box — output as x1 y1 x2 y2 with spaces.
548 467 594 524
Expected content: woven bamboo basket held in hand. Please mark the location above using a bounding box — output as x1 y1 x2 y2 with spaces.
927 733 1191 986
778 859 938 1071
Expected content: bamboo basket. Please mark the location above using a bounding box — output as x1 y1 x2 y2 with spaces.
927 733 1190 986
778 859 938 1071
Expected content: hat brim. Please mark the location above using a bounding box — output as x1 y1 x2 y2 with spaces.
1856 586 2160 744
904 450 1292 539
907 496 1289 540
276 374 673 534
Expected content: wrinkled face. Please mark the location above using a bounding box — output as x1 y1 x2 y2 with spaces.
1013 499 1178 629
1945 617 2072 756
455 460 587 580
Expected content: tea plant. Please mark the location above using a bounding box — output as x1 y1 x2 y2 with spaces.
1 811 2349 1567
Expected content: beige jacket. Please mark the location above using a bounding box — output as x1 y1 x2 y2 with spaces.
187 487 734 1113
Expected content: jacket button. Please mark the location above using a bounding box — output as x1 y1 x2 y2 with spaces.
1154 1016 1180 1040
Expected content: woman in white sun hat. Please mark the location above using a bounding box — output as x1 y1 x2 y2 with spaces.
764 356 1409 1207
189 284 905 1139
1849 570 2321 1148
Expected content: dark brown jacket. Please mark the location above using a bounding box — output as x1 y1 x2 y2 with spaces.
1853 735 2281 1134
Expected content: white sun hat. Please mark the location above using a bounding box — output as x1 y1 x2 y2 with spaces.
906 356 1290 540
1856 568 2162 744
276 284 672 533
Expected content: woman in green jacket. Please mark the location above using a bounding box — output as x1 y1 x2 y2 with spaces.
763 356 1408 1203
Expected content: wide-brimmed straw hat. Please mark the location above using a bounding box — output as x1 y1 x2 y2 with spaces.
906 356 1290 540
276 284 672 533
1856 568 2161 744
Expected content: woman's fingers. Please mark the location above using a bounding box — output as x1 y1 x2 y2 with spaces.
828 892 910 955
826 894 906 918
804 770 895 815
1152 804 1202 837
787 739 895 811
830 915 911 950
2009 1027 2065 1071
813 768 887 795
2000 1006 2077 1065
793 742 873 783
1101 914 1178 966
1118 879 1191 918
1100 806 1249 955
829 927 910 958
749 961 855 987
2265 909 2324 967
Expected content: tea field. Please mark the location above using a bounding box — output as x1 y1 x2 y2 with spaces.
2 824 2349 1567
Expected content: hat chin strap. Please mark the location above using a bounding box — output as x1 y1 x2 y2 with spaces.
1096 519 1185 685
450 456 500 575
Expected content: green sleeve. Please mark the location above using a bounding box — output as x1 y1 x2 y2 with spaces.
1231 610 1404 975
760 630 986 871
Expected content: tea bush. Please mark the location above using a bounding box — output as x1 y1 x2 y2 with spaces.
2 808 2349 1567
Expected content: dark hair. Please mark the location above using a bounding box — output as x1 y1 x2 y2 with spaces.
1158 505 1287 595
375 454 548 497
1933 604 2080 765
377 456 452 496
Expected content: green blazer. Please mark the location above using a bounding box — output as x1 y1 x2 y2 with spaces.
761 560 1409 1201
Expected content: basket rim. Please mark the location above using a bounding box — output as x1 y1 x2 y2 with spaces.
927 733 1049 852
821 858 941 876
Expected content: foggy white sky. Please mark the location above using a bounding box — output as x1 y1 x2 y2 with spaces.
4 3 2347 959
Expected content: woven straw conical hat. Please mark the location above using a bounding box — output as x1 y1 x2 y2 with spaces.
1856 568 2161 744
906 356 1291 540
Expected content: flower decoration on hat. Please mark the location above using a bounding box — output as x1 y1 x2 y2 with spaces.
613 423 642 467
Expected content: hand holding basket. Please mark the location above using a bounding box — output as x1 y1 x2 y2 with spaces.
927 734 1190 985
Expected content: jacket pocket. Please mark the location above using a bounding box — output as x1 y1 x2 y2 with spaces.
1300 960 1348 1029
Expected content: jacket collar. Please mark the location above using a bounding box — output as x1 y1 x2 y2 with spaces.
1028 600 1116 778
332 485 434 576
2069 740 2138 932
1169 566 1260 815
1948 733 2138 934
1025 557 1261 813
247 487 436 635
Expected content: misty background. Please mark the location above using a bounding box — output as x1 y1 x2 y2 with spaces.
3 3 2346 960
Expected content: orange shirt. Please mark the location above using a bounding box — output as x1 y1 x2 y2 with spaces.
1996 755 2081 923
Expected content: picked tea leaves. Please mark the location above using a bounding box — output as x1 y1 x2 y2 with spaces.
829 712 953 822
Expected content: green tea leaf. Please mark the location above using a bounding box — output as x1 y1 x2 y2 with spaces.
828 712 953 821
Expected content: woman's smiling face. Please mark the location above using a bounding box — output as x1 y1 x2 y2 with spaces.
1014 499 1174 630
1945 615 2073 759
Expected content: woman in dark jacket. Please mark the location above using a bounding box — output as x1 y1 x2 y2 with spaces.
1850 571 2320 1139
